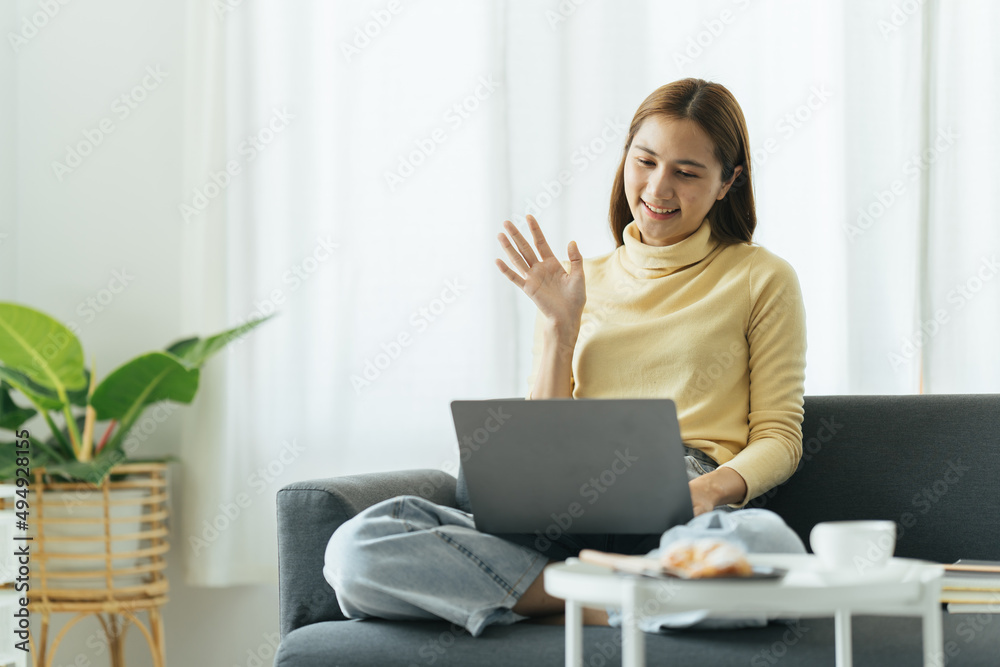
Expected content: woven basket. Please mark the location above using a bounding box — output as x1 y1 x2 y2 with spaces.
0 462 170 605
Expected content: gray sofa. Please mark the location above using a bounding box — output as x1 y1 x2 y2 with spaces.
275 394 1000 666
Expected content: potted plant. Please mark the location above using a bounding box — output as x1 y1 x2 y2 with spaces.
0 302 274 597
0 303 273 483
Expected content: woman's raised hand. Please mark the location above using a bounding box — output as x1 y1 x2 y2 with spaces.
495 214 586 330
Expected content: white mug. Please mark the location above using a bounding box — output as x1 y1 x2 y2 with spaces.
809 520 897 574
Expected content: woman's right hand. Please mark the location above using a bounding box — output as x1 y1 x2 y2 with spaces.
495 214 586 331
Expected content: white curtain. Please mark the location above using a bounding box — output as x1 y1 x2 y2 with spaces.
178 0 1000 586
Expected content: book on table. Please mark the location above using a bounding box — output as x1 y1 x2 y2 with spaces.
942 560 1000 613
944 560 1000 575
947 603 1000 614
941 589 1000 604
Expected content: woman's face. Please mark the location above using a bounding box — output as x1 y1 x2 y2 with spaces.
623 115 742 247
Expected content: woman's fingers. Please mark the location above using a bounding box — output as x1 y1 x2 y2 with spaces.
495 258 526 290
497 232 531 275
502 219 540 268
525 214 556 260
495 214 569 293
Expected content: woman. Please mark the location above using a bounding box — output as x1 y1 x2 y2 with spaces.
325 78 808 637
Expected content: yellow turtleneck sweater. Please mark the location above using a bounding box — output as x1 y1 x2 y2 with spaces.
525 217 807 508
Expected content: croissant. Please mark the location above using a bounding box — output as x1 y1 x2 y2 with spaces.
660 538 753 578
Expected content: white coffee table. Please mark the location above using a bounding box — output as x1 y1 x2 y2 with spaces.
543 553 944 667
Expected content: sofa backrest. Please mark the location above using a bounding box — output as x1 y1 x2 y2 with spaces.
754 394 1000 564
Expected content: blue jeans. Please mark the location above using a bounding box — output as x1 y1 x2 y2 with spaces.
324 447 805 637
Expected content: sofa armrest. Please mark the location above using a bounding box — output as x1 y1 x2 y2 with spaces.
276 468 458 639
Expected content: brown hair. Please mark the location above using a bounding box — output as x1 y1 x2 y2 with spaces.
608 78 755 246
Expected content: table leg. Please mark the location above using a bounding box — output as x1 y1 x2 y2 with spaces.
922 597 944 667
622 579 645 667
834 609 853 667
565 600 582 667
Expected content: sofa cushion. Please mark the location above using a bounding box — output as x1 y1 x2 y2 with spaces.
760 394 1000 564
274 612 1000 667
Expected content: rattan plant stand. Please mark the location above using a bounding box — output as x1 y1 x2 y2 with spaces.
1 462 170 667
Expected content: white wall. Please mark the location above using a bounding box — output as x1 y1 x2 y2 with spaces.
2 1 280 665
0 2 15 295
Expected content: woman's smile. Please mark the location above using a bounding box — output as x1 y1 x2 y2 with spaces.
641 199 680 220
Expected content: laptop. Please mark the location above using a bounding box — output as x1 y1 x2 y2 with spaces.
449 398 694 535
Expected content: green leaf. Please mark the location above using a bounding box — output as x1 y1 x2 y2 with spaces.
0 441 23 481
0 303 87 392
90 352 200 421
0 439 58 482
38 447 126 485
67 366 92 406
0 381 36 430
0 366 90 409
0 366 65 410
165 314 276 367
43 413 87 460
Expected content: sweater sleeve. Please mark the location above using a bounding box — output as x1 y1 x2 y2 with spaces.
717 250 807 508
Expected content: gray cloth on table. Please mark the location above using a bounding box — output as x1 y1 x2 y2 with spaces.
606 508 807 632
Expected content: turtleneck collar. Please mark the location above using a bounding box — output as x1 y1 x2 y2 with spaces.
618 217 720 279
